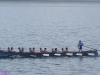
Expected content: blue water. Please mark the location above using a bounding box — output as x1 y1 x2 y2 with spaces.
0 1 100 75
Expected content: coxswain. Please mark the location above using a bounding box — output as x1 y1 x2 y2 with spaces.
78 40 84 52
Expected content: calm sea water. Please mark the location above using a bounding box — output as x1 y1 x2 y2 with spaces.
0 1 100 75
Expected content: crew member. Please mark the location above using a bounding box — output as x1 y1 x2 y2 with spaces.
78 40 84 52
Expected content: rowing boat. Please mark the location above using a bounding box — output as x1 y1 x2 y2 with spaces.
0 50 98 58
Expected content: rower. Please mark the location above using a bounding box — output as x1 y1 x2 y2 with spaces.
29 47 33 53
8 47 11 52
62 48 65 53
11 47 14 52
44 48 48 53
55 48 58 53
21 48 24 53
52 48 55 53
40 48 43 53
66 47 68 52
18 47 22 53
32 47 35 53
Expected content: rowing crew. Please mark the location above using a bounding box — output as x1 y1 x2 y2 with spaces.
0 40 85 53
0 47 69 53
19 47 69 53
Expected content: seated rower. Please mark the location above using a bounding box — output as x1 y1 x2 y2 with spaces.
29 47 35 53
11 47 13 50
29 47 33 53
8 47 11 52
62 48 65 53
65 47 68 52
55 48 62 53
52 48 60 53
55 48 58 53
55 48 61 53
52 48 55 53
21 48 24 53
11 47 15 52
40 48 44 53
32 47 35 53
18 47 22 53
44 48 48 53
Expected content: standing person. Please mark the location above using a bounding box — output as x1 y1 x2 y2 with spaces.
78 40 84 52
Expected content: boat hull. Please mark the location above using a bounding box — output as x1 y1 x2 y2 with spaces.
0 50 98 58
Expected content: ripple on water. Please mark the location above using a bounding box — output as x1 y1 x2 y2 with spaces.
0 2 100 75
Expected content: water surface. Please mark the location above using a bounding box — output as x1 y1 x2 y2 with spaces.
0 1 100 75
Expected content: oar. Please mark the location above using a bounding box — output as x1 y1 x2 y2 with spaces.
84 46 95 49
84 46 100 51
